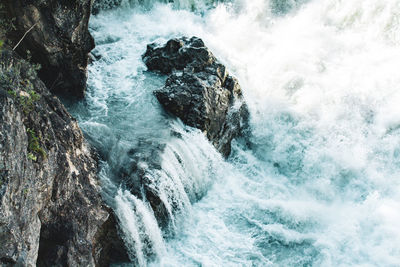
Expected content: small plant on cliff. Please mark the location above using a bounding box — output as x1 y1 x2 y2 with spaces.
27 152 37 161
23 188 29 197
0 55 25 90
27 128 46 161
1 53 41 114
5 87 41 114
7 89 16 97
19 89 41 114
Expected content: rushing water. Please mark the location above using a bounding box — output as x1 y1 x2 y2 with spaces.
66 0 400 266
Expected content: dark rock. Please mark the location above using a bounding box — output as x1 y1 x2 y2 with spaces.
142 37 213 74
0 49 128 266
92 0 123 15
143 36 249 157
2 0 94 98
92 208 130 267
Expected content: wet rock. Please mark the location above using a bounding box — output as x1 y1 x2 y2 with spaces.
118 139 171 229
143 36 249 157
92 0 123 15
2 0 94 98
0 50 127 266
142 37 214 74
93 208 130 267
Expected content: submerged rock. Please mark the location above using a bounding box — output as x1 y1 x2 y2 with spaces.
143 36 249 157
0 50 127 266
2 0 94 98
118 139 171 229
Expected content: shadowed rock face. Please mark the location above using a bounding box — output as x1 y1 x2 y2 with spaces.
0 50 128 266
143 36 249 157
2 0 94 98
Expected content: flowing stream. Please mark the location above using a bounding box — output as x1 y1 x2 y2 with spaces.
66 0 400 266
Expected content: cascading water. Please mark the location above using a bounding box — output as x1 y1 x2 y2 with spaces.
65 0 400 265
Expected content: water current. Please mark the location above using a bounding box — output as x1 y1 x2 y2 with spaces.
66 0 400 265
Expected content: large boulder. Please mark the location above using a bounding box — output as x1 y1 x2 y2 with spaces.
2 0 94 98
143 37 248 157
0 49 128 266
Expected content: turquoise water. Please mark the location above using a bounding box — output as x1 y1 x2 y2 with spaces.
67 0 400 265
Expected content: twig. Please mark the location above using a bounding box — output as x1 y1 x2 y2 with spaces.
12 22 37 51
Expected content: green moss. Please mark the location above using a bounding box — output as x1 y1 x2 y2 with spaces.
27 128 46 161
27 152 37 161
1 57 41 113
23 188 29 196
18 89 41 114
7 89 16 97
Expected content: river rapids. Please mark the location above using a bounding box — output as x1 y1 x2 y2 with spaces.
65 0 400 266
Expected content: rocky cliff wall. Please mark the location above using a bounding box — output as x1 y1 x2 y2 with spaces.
2 0 94 98
0 46 127 267
0 0 130 265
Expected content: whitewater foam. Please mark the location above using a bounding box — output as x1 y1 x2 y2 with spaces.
64 0 400 265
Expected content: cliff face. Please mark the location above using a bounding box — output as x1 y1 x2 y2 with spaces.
3 0 94 98
0 0 131 265
0 49 112 266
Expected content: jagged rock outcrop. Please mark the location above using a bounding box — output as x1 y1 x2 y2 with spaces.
143 36 248 157
0 49 128 266
2 0 94 98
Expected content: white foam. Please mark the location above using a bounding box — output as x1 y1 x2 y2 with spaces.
80 0 400 265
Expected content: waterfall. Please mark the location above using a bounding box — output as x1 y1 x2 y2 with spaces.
66 0 400 265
